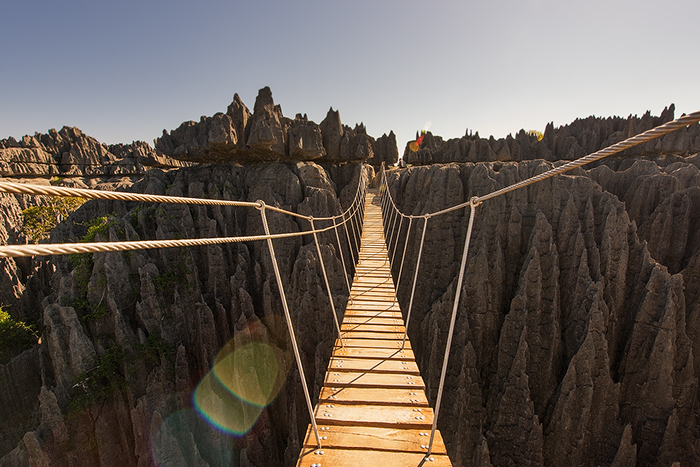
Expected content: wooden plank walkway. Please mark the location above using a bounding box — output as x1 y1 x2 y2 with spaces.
297 190 452 467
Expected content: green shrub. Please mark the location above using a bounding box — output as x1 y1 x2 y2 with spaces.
0 307 37 364
21 197 85 243
69 345 128 412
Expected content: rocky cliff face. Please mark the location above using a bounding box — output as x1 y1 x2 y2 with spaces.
155 87 399 167
406 104 700 165
3 103 698 467
0 161 366 467
0 127 188 178
385 152 700 466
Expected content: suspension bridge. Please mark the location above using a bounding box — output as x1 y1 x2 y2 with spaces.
0 111 698 466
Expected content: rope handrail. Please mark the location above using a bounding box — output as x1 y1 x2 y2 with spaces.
0 166 368 224
0 166 368 258
0 191 367 258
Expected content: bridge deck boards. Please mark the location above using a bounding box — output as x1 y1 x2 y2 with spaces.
297 191 452 467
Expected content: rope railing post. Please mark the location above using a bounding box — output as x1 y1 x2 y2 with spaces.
342 212 358 267
332 217 352 294
310 218 344 347
258 202 321 450
390 215 404 268
385 207 398 259
425 198 480 459
394 216 413 294
402 215 429 349
350 203 362 256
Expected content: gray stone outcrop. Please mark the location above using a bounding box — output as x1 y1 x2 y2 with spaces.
155 88 398 166
385 155 700 466
0 162 366 466
405 104 700 165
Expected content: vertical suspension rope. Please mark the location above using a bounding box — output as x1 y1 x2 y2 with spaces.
310 218 344 347
390 215 404 267
342 212 357 266
350 205 362 258
332 217 352 294
385 207 398 259
258 202 321 449
425 199 480 459
402 215 429 349
394 216 413 294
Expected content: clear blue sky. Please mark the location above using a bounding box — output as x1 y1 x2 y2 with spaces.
2 0 699 153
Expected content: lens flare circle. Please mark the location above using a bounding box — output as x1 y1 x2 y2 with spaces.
212 341 279 407
193 372 263 435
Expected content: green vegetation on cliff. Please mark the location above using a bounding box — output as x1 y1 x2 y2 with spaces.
0 307 37 364
21 197 85 243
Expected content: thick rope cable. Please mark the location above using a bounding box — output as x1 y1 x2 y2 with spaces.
0 204 365 258
0 180 260 208
259 203 322 449
1 166 369 259
0 164 369 223
425 199 479 458
0 230 307 258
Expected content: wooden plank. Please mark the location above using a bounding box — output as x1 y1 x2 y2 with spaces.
314 403 434 428
342 316 405 326
340 323 404 333
337 338 411 350
331 346 414 360
319 386 428 406
298 448 451 467
302 426 447 454
328 357 419 374
324 371 424 389
341 331 406 340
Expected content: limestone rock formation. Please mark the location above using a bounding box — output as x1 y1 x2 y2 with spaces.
3 104 699 467
0 161 365 467
385 152 700 466
154 88 398 166
0 127 188 178
405 105 700 165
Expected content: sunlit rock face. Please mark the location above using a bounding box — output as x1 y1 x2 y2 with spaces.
154 87 399 167
0 127 189 178
385 152 700 467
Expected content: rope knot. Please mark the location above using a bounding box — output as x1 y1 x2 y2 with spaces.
470 196 482 208
255 200 266 211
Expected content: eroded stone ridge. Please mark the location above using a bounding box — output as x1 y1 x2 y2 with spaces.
385 155 700 466
0 161 365 466
155 86 399 166
406 104 700 165
0 127 189 178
